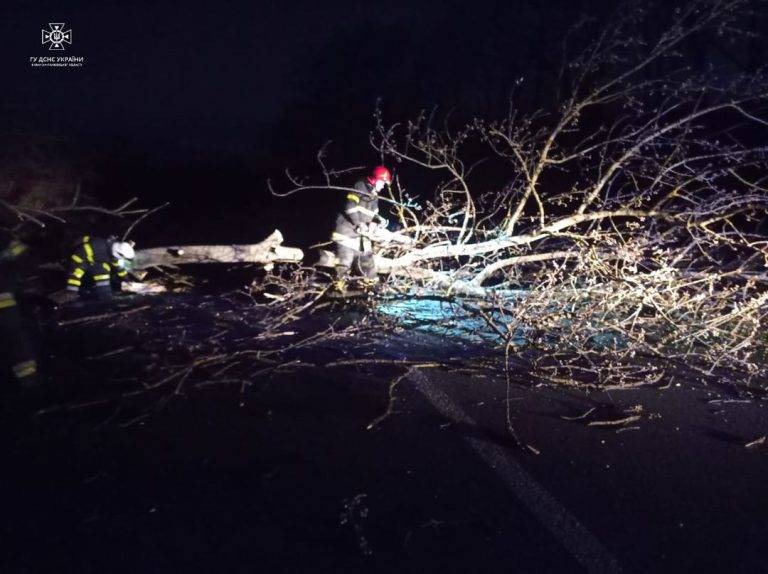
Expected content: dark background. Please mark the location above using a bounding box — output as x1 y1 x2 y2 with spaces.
1 0 765 250
3 5 768 571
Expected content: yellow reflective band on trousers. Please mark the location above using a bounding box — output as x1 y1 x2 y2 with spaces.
0 292 17 309
72 268 85 278
71 254 84 264
93 274 110 281
13 359 37 379
346 193 360 203
67 278 82 286
83 240 95 264
102 262 111 272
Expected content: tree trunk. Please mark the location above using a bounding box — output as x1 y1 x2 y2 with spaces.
133 229 303 270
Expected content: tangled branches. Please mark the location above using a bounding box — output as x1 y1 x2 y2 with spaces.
275 0 768 388
0 180 147 230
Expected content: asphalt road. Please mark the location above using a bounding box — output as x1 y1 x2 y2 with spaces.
2 295 767 573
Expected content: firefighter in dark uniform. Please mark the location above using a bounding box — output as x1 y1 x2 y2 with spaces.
331 166 391 288
66 236 135 300
0 232 38 387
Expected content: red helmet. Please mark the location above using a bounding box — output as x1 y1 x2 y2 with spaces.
367 165 392 186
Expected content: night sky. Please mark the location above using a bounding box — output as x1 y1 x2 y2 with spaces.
1 0 579 245
2 0 762 246
2 1 593 154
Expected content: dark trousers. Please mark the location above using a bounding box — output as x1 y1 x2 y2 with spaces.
0 294 37 384
335 243 376 279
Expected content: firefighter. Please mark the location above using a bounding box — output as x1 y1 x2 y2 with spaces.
331 166 391 289
0 232 38 387
66 236 135 300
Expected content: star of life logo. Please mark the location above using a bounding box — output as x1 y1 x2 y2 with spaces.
41 23 72 51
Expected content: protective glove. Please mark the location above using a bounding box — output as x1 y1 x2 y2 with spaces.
115 257 134 272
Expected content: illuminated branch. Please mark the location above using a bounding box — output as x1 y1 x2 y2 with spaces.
270 0 768 389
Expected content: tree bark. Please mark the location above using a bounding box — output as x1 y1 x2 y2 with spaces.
133 229 303 270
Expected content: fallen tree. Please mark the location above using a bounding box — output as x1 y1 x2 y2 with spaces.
133 229 303 270
274 0 768 388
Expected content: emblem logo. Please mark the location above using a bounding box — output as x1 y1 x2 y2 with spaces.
41 23 72 51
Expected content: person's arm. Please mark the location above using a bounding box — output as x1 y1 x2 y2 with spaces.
353 188 381 227
344 191 364 228
110 262 128 292
0 236 27 262
0 236 29 293
369 196 389 228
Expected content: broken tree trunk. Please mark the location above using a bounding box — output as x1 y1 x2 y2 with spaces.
133 229 303 270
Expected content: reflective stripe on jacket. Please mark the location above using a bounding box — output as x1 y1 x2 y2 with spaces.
332 180 379 252
66 236 125 294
